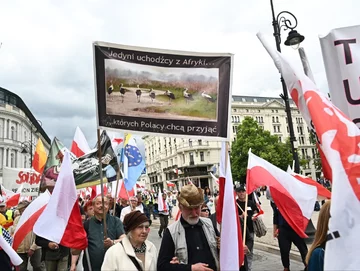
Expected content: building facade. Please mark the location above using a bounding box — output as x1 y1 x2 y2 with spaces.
143 136 221 193
0 87 51 182
143 95 319 192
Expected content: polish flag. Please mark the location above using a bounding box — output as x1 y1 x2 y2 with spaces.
215 147 226 224
118 180 135 200
247 151 317 238
258 32 360 269
287 167 331 201
12 191 51 250
166 181 175 187
220 142 243 270
6 183 24 208
70 127 91 157
33 152 87 250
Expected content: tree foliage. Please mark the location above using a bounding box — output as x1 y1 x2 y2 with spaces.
230 117 293 183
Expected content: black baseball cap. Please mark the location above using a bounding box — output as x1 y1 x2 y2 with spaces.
234 183 246 192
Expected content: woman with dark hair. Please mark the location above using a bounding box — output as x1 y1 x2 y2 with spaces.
306 201 331 271
204 187 211 204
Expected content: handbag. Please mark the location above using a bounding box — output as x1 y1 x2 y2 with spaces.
253 216 267 238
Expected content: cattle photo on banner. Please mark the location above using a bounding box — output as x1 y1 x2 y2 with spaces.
2 167 41 196
93 41 233 140
320 25 360 126
73 130 119 188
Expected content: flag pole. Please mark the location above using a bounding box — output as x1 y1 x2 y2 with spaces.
112 170 120 216
97 129 108 238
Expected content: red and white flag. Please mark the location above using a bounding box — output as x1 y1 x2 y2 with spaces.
219 142 243 270
247 151 317 238
157 190 167 212
166 181 175 187
4 184 23 208
117 180 135 200
287 167 331 201
70 126 91 157
258 31 360 270
13 190 51 250
33 152 87 250
210 172 219 186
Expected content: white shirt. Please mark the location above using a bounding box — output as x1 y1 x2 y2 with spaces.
120 205 144 222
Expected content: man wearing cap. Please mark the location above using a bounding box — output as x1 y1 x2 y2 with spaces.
12 200 45 271
235 183 258 271
120 196 143 222
0 200 14 230
157 184 219 271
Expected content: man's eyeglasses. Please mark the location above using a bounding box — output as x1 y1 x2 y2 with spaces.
201 209 210 213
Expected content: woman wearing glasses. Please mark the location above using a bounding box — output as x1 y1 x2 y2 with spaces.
102 211 157 271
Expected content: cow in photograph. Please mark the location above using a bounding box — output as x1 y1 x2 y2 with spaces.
136 84 142 103
165 90 175 104
201 91 215 103
183 88 194 104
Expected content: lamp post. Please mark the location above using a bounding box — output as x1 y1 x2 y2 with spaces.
270 0 316 243
270 0 305 174
21 120 41 167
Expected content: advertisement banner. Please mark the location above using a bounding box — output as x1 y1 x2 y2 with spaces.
93 41 233 140
2 167 41 196
320 25 360 126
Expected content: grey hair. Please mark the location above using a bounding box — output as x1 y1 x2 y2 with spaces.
92 195 109 205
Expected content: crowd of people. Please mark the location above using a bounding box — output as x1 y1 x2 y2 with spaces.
0 179 331 271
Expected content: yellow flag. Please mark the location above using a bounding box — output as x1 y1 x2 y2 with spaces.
32 138 47 174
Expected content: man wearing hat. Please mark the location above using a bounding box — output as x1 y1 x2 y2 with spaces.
235 183 258 271
0 200 14 230
157 184 219 271
13 200 45 271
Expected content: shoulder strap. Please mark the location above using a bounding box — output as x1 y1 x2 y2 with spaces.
120 241 143 271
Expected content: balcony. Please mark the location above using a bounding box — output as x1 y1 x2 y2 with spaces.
183 170 209 177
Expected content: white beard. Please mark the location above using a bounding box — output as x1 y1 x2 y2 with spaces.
184 217 199 225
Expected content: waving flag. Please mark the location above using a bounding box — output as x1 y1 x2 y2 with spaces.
220 142 243 270
34 152 87 250
122 134 145 191
287 167 331 201
247 151 317 238
71 127 91 157
107 131 125 165
13 191 51 250
0 227 23 266
258 32 360 270
5 184 23 208
32 138 47 174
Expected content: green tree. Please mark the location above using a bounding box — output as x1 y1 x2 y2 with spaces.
230 117 293 183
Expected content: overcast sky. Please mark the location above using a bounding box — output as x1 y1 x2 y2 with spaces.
0 0 358 147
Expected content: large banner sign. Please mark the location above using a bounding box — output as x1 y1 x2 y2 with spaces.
93 41 233 140
2 167 40 196
320 25 360 127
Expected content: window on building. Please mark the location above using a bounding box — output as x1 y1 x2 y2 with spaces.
233 126 236 133
276 116 279 123
237 116 240 122
234 109 237 112
10 153 15 167
272 116 275 123
272 110 274 113
182 154 185 163
200 151 204 161
189 152 194 163
242 98 246 102
273 125 277 133
189 139 192 147
246 109 249 112
258 109 260 113
279 136 282 142
287 126 289 133
198 139 202 146
276 110 278 113
254 98 257 102
261 116 263 123
277 126 281 132
11 126 15 140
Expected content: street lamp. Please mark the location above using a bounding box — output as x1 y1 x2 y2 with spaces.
20 120 41 167
270 0 305 174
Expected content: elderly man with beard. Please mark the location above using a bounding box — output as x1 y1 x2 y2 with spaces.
70 195 126 271
157 184 219 271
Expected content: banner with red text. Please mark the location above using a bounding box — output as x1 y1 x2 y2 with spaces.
2 167 41 196
320 25 360 126
93 41 233 140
